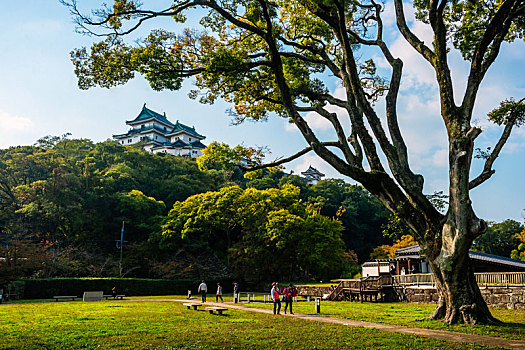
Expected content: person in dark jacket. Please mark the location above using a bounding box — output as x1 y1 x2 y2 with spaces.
233 282 240 303
282 284 298 314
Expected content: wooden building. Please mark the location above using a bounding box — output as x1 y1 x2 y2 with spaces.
362 245 525 277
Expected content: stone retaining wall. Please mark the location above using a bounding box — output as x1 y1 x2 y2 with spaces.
296 286 330 297
298 285 525 309
403 285 525 309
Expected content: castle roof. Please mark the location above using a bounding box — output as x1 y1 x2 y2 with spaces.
151 138 208 150
113 124 172 139
190 140 206 149
167 121 205 139
126 104 174 127
301 166 325 177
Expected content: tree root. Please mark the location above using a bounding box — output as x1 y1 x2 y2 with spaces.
430 302 501 325
430 302 446 320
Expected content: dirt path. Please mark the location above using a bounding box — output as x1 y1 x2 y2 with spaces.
143 298 524 349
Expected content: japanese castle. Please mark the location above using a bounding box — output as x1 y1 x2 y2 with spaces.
301 166 325 184
113 104 206 159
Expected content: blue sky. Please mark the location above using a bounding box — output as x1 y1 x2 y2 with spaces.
0 1 524 223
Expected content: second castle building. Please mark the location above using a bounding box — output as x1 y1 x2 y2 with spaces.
113 104 206 160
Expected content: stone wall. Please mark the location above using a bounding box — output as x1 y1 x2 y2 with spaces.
402 285 525 309
296 286 330 297
480 286 525 309
296 285 525 309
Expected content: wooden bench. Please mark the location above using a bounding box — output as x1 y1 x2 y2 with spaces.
205 306 228 315
103 294 125 300
53 296 78 302
83 291 103 302
183 303 202 310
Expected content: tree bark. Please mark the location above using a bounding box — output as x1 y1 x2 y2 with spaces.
423 131 499 324
428 252 498 325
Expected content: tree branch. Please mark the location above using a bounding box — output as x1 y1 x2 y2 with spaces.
239 141 342 171
462 0 519 117
469 98 524 189
393 0 436 64
312 106 358 166
257 0 367 181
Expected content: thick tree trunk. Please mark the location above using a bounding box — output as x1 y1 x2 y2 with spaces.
428 254 498 325
418 127 498 324
424 196 498 324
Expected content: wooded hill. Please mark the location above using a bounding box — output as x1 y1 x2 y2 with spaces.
0 135 406 285
1 136 523 286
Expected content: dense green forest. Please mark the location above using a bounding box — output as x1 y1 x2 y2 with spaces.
1 136 522 287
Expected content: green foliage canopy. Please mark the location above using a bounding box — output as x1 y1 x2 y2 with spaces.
159 184 347 281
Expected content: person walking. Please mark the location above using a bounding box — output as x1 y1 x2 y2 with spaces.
233 282 240 303
198 280 207 302
216 283 223 303
271 282 281 315
282 284 298 314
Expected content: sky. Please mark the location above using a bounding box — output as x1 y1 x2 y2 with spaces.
0 1 524 223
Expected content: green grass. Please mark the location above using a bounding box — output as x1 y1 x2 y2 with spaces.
0 300 496 349
240 300 525 341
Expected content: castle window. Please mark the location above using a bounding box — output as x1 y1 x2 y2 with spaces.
141 124 145 128
189 138 192 141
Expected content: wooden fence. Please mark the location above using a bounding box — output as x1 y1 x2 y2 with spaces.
393 272 525 287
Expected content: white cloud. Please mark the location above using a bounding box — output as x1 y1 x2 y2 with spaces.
0 109 33 131
378 1 436 90
284 120 298 132
515 127 525 138
396 93 445 155
432 148 448 167
502 141 525 155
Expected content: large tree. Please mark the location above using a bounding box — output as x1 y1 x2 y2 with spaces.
65 0 525 324
159 184 346 282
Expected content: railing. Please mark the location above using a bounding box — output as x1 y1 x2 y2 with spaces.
393 272 525 287
379 274 393 286
240 292 301 303
328 279 360 300
328 275 395 301
393 273 435 287
475 272 525 286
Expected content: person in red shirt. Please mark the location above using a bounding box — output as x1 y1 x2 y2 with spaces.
271 282 281 315
283 284 298 314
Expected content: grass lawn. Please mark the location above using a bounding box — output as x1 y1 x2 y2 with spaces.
0 300 495 349
240 300 525 341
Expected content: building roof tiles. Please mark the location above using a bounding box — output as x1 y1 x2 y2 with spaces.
169 121 205 139
393 245 525 270
126 104 175 127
